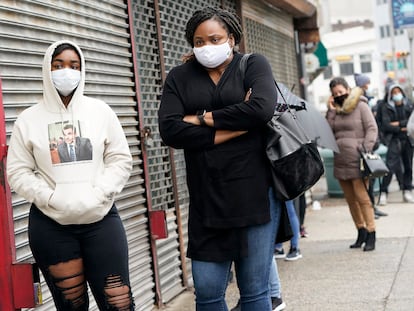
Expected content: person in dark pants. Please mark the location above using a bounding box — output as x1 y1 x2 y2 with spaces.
378 83 414 204
297 193 309 237
7 40 134 310
354 73 387 218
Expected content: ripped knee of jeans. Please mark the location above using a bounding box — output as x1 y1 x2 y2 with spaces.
104 274 134 310
49 266 88 309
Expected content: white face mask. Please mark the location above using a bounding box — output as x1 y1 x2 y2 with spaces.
193 40 232 68
51 68 81 96
392 93 403 102
365 85 374 97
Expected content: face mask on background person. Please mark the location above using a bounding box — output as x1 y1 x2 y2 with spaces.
51 68 81 96
193 39 232 68
392 93 403 102
365 85 374 97
333 93 348 106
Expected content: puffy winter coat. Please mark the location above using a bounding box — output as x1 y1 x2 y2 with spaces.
326 87 378 180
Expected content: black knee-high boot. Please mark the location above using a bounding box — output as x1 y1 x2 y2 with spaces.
350 228 368 248
363 231 376 251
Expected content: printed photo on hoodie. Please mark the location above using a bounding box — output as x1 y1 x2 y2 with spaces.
48 120 93 165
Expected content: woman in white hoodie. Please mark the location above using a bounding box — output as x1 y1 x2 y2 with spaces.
7 40 134 310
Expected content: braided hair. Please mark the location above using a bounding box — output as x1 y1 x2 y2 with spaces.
185 7 243 47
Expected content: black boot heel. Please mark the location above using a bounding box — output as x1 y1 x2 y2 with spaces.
363 231 376 251
350 228 368 248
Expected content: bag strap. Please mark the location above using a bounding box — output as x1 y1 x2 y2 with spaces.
361 144 368 154
239 53 251 81
361 177 383 209
239 53 313 146
240 53 251 94
239 53 292 114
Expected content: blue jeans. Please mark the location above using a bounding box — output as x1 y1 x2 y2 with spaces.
275 199 300 250
269 193 282 299
269 254 282 298
192 188 280 311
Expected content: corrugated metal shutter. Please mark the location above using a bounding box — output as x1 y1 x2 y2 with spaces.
130 0 184 304
152 0 226 301
131 0 238 303
0 0 153 310
242 0 299 92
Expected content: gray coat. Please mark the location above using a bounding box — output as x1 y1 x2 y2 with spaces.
326 87 378 180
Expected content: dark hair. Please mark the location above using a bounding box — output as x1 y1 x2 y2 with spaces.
52 43 81 63
185 7 243 47
329 77 349 91
63 124 76 133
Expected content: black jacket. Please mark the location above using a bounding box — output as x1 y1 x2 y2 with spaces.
379 89 413 146
158 53 277 261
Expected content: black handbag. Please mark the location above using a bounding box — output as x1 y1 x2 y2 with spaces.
360 149 389 178
266 101 324 200
240 54 324 200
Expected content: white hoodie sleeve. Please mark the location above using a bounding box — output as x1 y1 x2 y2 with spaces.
93 107 132 199
7 120 54 207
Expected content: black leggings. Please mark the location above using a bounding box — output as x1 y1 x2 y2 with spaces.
29 205 134 310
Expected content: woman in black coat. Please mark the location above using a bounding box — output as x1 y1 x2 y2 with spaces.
158 7 280 311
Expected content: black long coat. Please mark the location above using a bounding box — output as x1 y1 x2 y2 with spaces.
158 53 277 261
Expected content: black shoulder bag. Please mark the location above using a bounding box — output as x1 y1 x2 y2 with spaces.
360 147 389 179
240 54 324 201
360 146 389 207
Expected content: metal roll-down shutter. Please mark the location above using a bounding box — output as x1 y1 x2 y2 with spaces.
0 0 152 309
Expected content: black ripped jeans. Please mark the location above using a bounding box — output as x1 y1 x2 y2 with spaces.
29 204 134 310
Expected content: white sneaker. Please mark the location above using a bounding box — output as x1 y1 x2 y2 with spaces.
403 190 414 203
378 192 387 206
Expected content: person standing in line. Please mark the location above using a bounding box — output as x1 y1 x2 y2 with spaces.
326 77 378 251
377 84 414 204
274 200 302 261
297 194 309 238
158 7 280 310
354 73 375 106
372 78 395 144
373 78 395 206
7 40 134 310
354 73 388 217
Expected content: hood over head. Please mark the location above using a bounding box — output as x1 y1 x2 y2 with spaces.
387 83 406 106
42 40 86 112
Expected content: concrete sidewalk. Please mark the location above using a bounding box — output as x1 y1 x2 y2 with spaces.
161 177 414 310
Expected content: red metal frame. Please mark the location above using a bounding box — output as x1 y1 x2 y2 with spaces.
0 76 17 311
0 78 37 310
